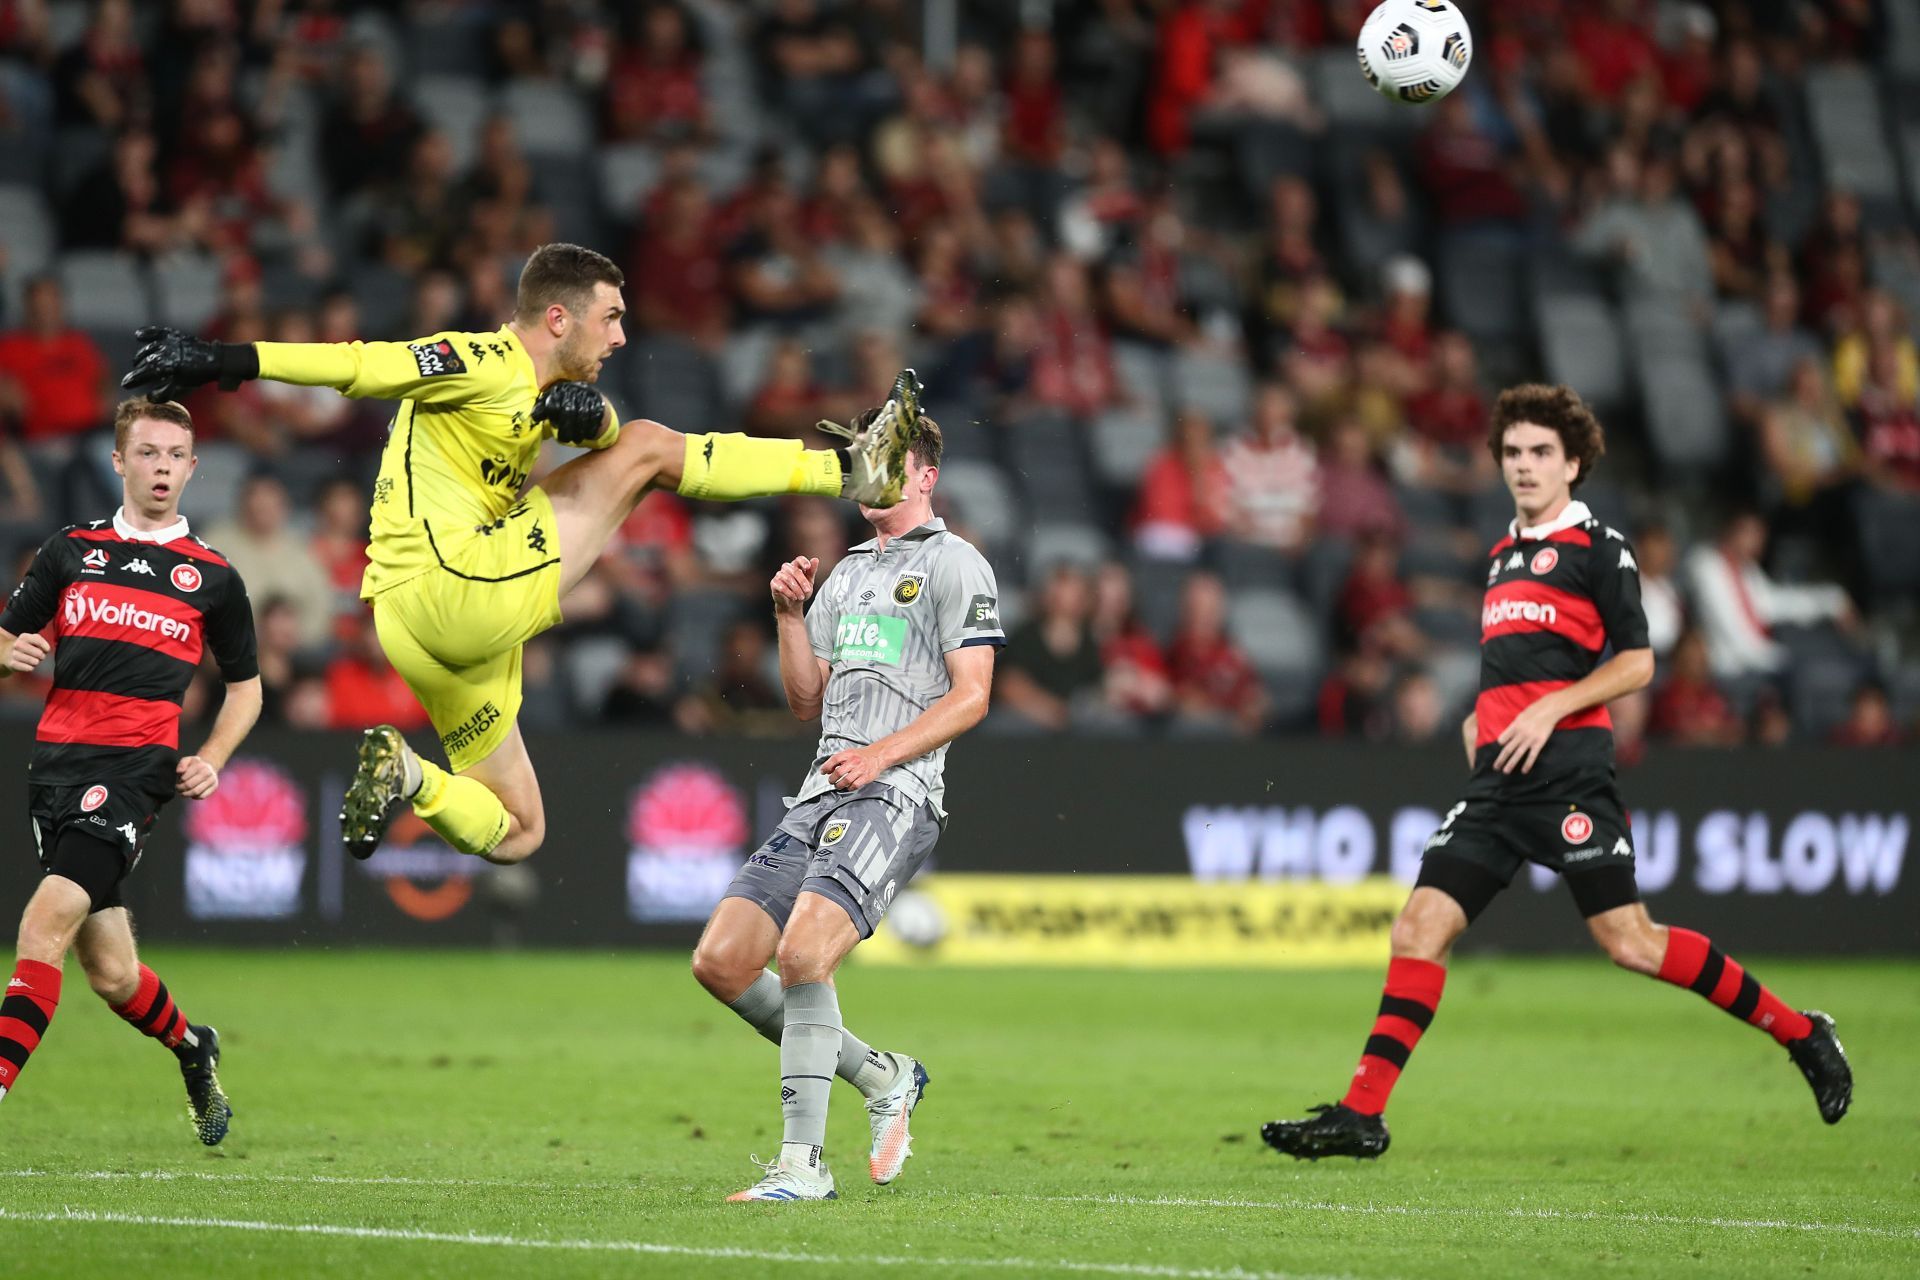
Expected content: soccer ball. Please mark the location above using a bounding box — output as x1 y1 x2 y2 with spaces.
885 889 947 950
1356 0 1473 106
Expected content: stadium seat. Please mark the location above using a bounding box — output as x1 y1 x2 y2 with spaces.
1538 295 1628 412
1805 67 1900 204
599 143 662 223
1853 488 1920 604
500 81 592 157
1789 655 1865 742
58 251 149 329
1622 295 1707 367
412 76 492 172
184 443 252 527
937 459 1018 550
717 329 777 413
1638 353 1730 472
1026 522 1110 574
625 334 723 433
1710 301 1765 374
152 253 223 331
1890 0 1920 81
529 153 603 247
46 125 108 199
1229 587 1325 676
0 184 56 282
1088 404 1164 488
1438 235 1526 343
1172 349 1253 424
563 635 632 719
668 588 750 684
1311 48 1414 132
44 1 88 52
403 10 491 78
1111 341 1170 410
1528 244 1612 304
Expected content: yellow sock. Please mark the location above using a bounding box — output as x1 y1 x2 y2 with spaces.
412 760 511 858
679 432 843 501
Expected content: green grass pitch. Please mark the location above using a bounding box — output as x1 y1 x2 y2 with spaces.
1 951 1914 1278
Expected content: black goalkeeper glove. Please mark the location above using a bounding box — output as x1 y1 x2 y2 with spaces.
120 326 259 402
532 380 612 445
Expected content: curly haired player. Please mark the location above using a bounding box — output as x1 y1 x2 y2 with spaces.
1261 384 1852 1160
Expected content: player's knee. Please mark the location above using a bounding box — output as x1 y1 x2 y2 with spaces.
486 804 544 865
774 932 834 986
690 938 755 1001
612 418 678 487
84 957 139 1005
1389 907 1452 962
1598 923 1662 975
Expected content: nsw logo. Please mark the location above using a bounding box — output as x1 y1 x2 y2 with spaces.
1561 811 1594 844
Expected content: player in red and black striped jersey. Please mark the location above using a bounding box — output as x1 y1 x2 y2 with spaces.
1263 385 1851 1161
0 399 261 1144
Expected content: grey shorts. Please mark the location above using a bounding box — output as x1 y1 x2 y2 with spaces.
724 783 942 938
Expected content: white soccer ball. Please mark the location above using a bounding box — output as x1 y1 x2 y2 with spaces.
1356 0 1473 106
884 889 947 950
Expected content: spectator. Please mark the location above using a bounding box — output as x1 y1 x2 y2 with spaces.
1417 93 1529 229
1221 382 1319 555
1852 340 1920 493
253 595 305 725
1703 178 1782 304
370 131 463 273
250 310 357 452
1649 630 1743 745
1092 560 1172 721
1634 523 1685 659
61 128 201 254
1031 254 1118 416
631 176 729 346
752 0 873 146
997 563 1104 731
52 0 145 130
603 644 679 726
1573 147 1712 309
1833 290 1919 409
1250 175 1330 351
1728 274 1823 424
1002 29 1064 168
1132 410 1228 561
1388 667 1446 744
1317 641 1393 738
676 618 794 736
1376 255 1434 370
1687 512 1853 679
1275 274 1349 420
1830 682 1901 748
1335 532 1424 661
1407 330 1490 455
727 182 841 329
325 611 430 733
0 418 42 527
0 276 106 443
206 471 335 651
1167 571 1267 735
1568 0 1659 105
605 3 706 143
1758 357 1859 529
319 44 421 200
309 474 371 632
1317 417 1405 544
745 340 832 439
1059 136 1145 260
1103 190 1200 349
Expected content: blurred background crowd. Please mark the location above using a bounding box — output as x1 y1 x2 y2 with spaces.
0 0 1917 755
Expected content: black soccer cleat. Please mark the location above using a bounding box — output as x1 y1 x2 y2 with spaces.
1786 1010 1851 1124
340 725 412 860
178 1024 232 1146
1261 1103 1390 1161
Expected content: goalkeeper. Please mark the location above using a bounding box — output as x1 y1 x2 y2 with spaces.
123 243 918 865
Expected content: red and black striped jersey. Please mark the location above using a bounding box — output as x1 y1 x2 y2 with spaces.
0 512 258 787
1468 500 1649 797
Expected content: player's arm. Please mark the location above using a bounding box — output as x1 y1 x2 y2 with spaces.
179 570 265 798
0 533 69 679
821 645 996 791
123 326 521 407
1494 533 1655 774
774 555 831 719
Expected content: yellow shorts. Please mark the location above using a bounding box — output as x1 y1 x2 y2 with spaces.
372 490 564 772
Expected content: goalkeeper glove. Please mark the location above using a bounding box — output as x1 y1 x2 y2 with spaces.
532 380 613 445
120 326 258 402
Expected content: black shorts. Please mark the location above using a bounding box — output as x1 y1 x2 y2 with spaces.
29 779 166 912
1414 777 1639 922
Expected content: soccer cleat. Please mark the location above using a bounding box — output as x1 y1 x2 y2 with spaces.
864 1053 929 1185
1261 1103 1391 1160
177 1024 232 1146
339 725 417 860
1786 1010 1852 1124
725 1153 837 1202
819 367 923 508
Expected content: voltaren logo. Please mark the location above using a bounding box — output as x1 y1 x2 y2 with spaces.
1483 598 1558 629
69 592 192 643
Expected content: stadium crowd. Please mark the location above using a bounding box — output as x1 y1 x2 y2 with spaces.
0 0 1916 754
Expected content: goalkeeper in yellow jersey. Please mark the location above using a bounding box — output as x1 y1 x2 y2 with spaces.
121 243 920 866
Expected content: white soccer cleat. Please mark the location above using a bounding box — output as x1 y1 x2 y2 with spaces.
865 1053 930 1185
725 1152 837 1203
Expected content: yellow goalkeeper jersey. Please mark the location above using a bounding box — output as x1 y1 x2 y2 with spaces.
254 326 612 599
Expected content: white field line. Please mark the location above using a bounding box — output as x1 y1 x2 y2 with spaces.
4 1170 1915 1242
0 1206 1348 1280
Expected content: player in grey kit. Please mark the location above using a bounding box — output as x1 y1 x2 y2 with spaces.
690 402 1003 1203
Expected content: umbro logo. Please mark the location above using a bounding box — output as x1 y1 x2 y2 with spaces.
122 558 155 576
860 590 876 603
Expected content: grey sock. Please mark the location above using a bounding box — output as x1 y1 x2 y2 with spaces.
779 981 842 1149
728 970 896 1097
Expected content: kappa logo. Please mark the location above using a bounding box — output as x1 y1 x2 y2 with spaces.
81 784 109 813
81 548 109 574
1530 547 1559 576
1561 811 1594 844
171 563 202 592
892 571 926 606
821 820 850 846
1613 837 1632 857
1619 548 1638 572
526 521 549 556
1505 551 1524 570
122 558 155 576
408 338 466 378
118 822 139 846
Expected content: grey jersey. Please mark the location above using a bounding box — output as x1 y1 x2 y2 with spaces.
797 517 1004 816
